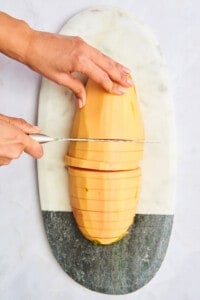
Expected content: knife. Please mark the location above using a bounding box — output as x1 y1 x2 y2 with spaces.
29 133 158 144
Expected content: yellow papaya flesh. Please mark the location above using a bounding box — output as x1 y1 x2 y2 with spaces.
65 79 144 171
65 79 144 245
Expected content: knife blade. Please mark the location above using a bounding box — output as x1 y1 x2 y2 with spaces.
29 133 158 144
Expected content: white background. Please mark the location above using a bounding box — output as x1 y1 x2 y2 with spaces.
0 1 199 299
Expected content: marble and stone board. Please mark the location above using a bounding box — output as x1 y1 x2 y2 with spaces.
37 7 176 295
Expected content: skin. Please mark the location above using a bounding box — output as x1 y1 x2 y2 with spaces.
0 12 133 166
0 114 43 165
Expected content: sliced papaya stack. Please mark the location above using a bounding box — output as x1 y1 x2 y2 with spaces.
65 78 144 245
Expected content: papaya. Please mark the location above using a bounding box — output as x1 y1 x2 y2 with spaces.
65 78 144 245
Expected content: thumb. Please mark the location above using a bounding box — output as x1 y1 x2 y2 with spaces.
23 134 43 159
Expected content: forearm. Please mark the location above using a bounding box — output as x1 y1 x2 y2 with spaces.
0 12 31 63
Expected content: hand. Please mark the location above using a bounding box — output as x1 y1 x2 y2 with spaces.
0 13 133 108
0 114 43 166
25 32 133 107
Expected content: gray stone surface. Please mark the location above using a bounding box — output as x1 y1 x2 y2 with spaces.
42 212 173 295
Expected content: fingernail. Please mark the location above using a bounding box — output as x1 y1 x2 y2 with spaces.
77 98 83 108
117 86 127 95
122 66 131 74
127 77 134 86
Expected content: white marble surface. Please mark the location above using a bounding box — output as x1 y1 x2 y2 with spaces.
38 7 175 214
0 1 200 299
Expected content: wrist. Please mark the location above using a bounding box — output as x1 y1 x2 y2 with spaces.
23 29 41 70
0 12 33 64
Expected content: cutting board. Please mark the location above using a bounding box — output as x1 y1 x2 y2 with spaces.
37 7 176 295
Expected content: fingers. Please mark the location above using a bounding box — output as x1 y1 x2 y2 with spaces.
71 39 133 97
55 59 132 108
78 58 128 95
9 117 41 134
0 118 43 166
90 47 133 88
0 157 11 166
14 135 43 159
22 134 43 159
0 114 40 134
55 73 86 108
0 133 43 161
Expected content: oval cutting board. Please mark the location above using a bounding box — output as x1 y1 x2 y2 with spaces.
37 7 176 295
